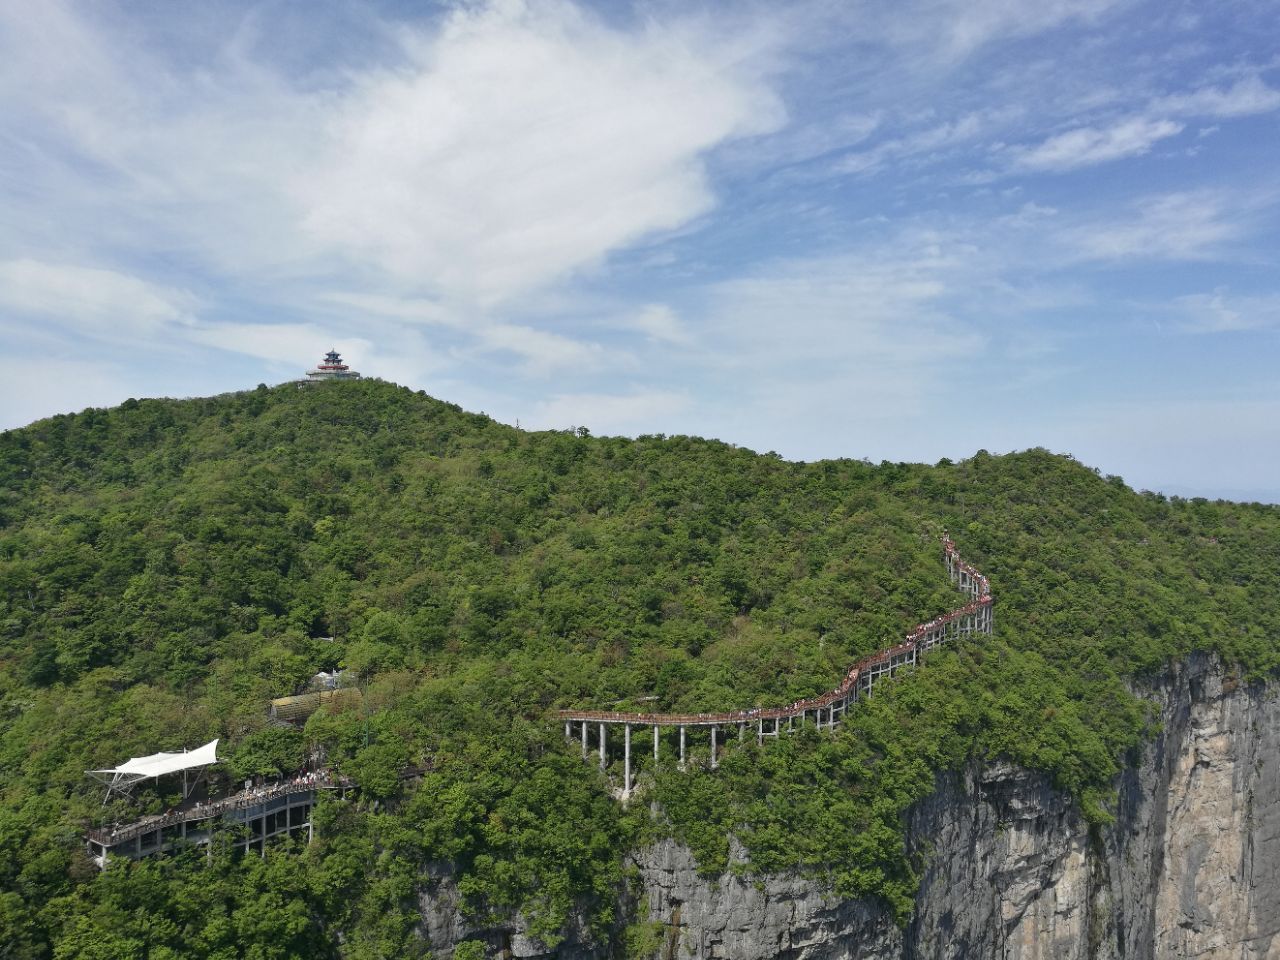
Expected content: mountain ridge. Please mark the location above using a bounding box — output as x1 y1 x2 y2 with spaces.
2 379 1279 957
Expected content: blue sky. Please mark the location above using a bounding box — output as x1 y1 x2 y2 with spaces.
2 0 1278 501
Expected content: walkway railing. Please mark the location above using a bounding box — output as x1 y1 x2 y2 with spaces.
86 770 350 847
558 536 992 795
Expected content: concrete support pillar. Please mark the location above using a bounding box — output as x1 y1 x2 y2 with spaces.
757 719 763 745
564 721 571 739
738 723 745 742
581 721 588 760
679 725 686 768
710 726 717 769
624 725 632 797
653 725 659 762
599 723 607 771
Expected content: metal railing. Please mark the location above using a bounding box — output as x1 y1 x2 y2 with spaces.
558 536 992 729
86 771 351 847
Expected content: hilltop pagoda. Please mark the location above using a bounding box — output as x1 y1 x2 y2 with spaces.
301 349 362 385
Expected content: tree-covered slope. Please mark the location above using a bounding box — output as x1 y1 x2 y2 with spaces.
1 380 1277 958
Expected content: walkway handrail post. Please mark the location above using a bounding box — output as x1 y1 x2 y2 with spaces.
557 536 993 786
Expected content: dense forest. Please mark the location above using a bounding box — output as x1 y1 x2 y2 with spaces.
1 379 1278 958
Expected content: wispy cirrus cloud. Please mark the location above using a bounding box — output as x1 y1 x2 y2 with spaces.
1166 290 1280 333
1012 116 1184 172
1153 75 1280 119
1006 74 1280 173
0 259 198 337
623 304 694 345
1063 190 1260 261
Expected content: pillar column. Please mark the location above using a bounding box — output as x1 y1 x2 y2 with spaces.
710 726 717 769
624 725 632 797
599 723 607 771
653 725 659 763
581 721 587 759
757 719 763 745
679 725 686 768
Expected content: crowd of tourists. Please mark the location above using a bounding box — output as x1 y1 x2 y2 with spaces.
91 768 346 845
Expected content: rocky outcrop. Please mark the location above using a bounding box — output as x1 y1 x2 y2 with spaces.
419 654 1280 958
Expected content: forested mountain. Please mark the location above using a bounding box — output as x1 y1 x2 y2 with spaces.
1 379 1277 958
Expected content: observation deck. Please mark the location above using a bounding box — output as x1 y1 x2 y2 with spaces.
300 349 362 385
85 770 351 869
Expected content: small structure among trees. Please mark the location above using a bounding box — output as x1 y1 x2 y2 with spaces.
86 739 220 804
84 739 350 869
300 349 362 384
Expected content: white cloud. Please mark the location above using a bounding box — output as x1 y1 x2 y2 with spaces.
317 291 459 328
625 304 693 345
1064 191 1251 260
1013 116 1183 171
835 110 1005 175
475 323 605 375
185 322 368 368
183 321 444 388
1153 75 1280 119
294 0 785 304
0 1 785 306
316 289 608 374
1003 75 1280 176
528 390 691 434
1168 290 1280 333
690 239 990 450
0 259 197 336
866 0 1128 61
933 0 1127 58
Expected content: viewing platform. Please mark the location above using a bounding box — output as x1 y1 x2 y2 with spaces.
300 349 361 385
85 770 351 869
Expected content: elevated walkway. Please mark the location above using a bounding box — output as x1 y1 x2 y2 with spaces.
558 536 993 796
85 771 351 869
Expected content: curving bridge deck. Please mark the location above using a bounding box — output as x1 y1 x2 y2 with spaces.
558 536 992 796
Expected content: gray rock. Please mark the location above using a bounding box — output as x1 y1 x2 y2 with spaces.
417 654 1280 959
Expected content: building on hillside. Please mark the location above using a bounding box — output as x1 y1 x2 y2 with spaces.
300 350 362 385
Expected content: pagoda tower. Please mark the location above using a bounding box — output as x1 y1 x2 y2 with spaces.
301 349 362 385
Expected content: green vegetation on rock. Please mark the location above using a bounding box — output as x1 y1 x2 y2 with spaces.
1 379 1277 955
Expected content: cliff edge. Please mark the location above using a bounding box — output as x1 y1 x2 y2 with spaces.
420 652 1280 958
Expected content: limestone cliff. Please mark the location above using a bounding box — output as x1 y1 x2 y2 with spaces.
419 654 1280 958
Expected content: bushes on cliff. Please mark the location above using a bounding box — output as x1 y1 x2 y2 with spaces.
1 381 1278 954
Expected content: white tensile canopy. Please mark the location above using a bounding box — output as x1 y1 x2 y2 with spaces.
87 739 219 802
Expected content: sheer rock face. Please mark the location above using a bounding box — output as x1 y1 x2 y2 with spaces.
418 654 1280 958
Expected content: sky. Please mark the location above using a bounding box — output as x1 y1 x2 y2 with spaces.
1 0 1278 501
